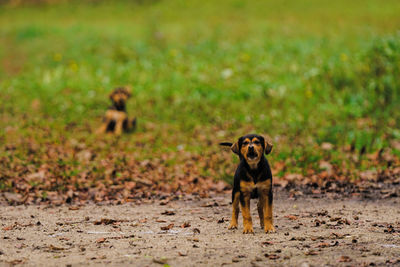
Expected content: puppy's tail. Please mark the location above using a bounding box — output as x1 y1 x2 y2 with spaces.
219 142 233 147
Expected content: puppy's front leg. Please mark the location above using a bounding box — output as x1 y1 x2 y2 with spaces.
239 180 254 234
240 192 253 234
114 112 128 135
96 119 109 134
264 191 275 233
258 180 275 233
228 191 240 229
114 118 124 135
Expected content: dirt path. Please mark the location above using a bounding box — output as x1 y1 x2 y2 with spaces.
1 194 400 266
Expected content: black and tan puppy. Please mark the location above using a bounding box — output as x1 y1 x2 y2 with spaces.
220 134 274 234
96 87 136 135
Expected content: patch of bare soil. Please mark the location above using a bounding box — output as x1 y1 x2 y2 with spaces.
1 194 400 266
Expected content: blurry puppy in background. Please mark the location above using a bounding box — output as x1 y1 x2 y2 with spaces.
220 134 274 234
96 87 136 135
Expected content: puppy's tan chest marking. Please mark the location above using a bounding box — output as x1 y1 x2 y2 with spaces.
240 180 255 194
257 179 272 192
241 174 271 192
248 162 258 170
105 110 127 121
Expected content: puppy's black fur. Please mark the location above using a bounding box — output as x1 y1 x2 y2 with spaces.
96 87 136 135
220 134 274 234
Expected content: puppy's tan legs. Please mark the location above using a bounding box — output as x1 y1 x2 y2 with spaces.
258 180 275 233
264 199 275 233
114 118 124 135
112 111 127 136
228 192 240 229
240 194 253 234
96 119 110 134
239 180 255 234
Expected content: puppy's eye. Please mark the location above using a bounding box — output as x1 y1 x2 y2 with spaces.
243 141 249 145
254 140 260 145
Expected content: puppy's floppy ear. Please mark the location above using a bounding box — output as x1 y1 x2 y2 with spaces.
219 137 241 155
123 86 132 98
231 141 240 155
109 91 115 100
263 137 273 155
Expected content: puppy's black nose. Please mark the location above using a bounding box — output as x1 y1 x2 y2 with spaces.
248 146 254 152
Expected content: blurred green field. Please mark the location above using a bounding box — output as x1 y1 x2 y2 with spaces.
1 0 400 192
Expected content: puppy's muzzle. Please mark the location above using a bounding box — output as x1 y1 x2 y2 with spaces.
247 146 258 159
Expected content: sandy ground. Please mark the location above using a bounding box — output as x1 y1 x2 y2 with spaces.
1 193 400 267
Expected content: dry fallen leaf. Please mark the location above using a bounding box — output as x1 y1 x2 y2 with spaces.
94 218 117 225
161 210 175 216
201 201 218 207
264 253 280 260
181 222 191 228
261 241 274 246
8 259 24 265
304 250 318 256
96 237 106 243
153 257 168 264
2 225 15 231
284 215 299 220
232 257 240 262
160 223 174 230
330 232 345 239
338 255 351 262
159 199 169 205
49 245 65 251
317 242 330 248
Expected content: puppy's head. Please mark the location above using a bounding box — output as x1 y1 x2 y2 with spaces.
229 134 273 168
109 87 131 109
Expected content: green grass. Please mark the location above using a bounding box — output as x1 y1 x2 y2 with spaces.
0 0 400 191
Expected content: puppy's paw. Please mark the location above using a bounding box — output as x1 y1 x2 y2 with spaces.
96 126 106 135
242 224 254 234
264 224 276 233
228 222 238 230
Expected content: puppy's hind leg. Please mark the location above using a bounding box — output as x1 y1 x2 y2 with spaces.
130 117 137 131
124 117 137 132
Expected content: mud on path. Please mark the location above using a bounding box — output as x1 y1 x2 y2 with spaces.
1 194 400 266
